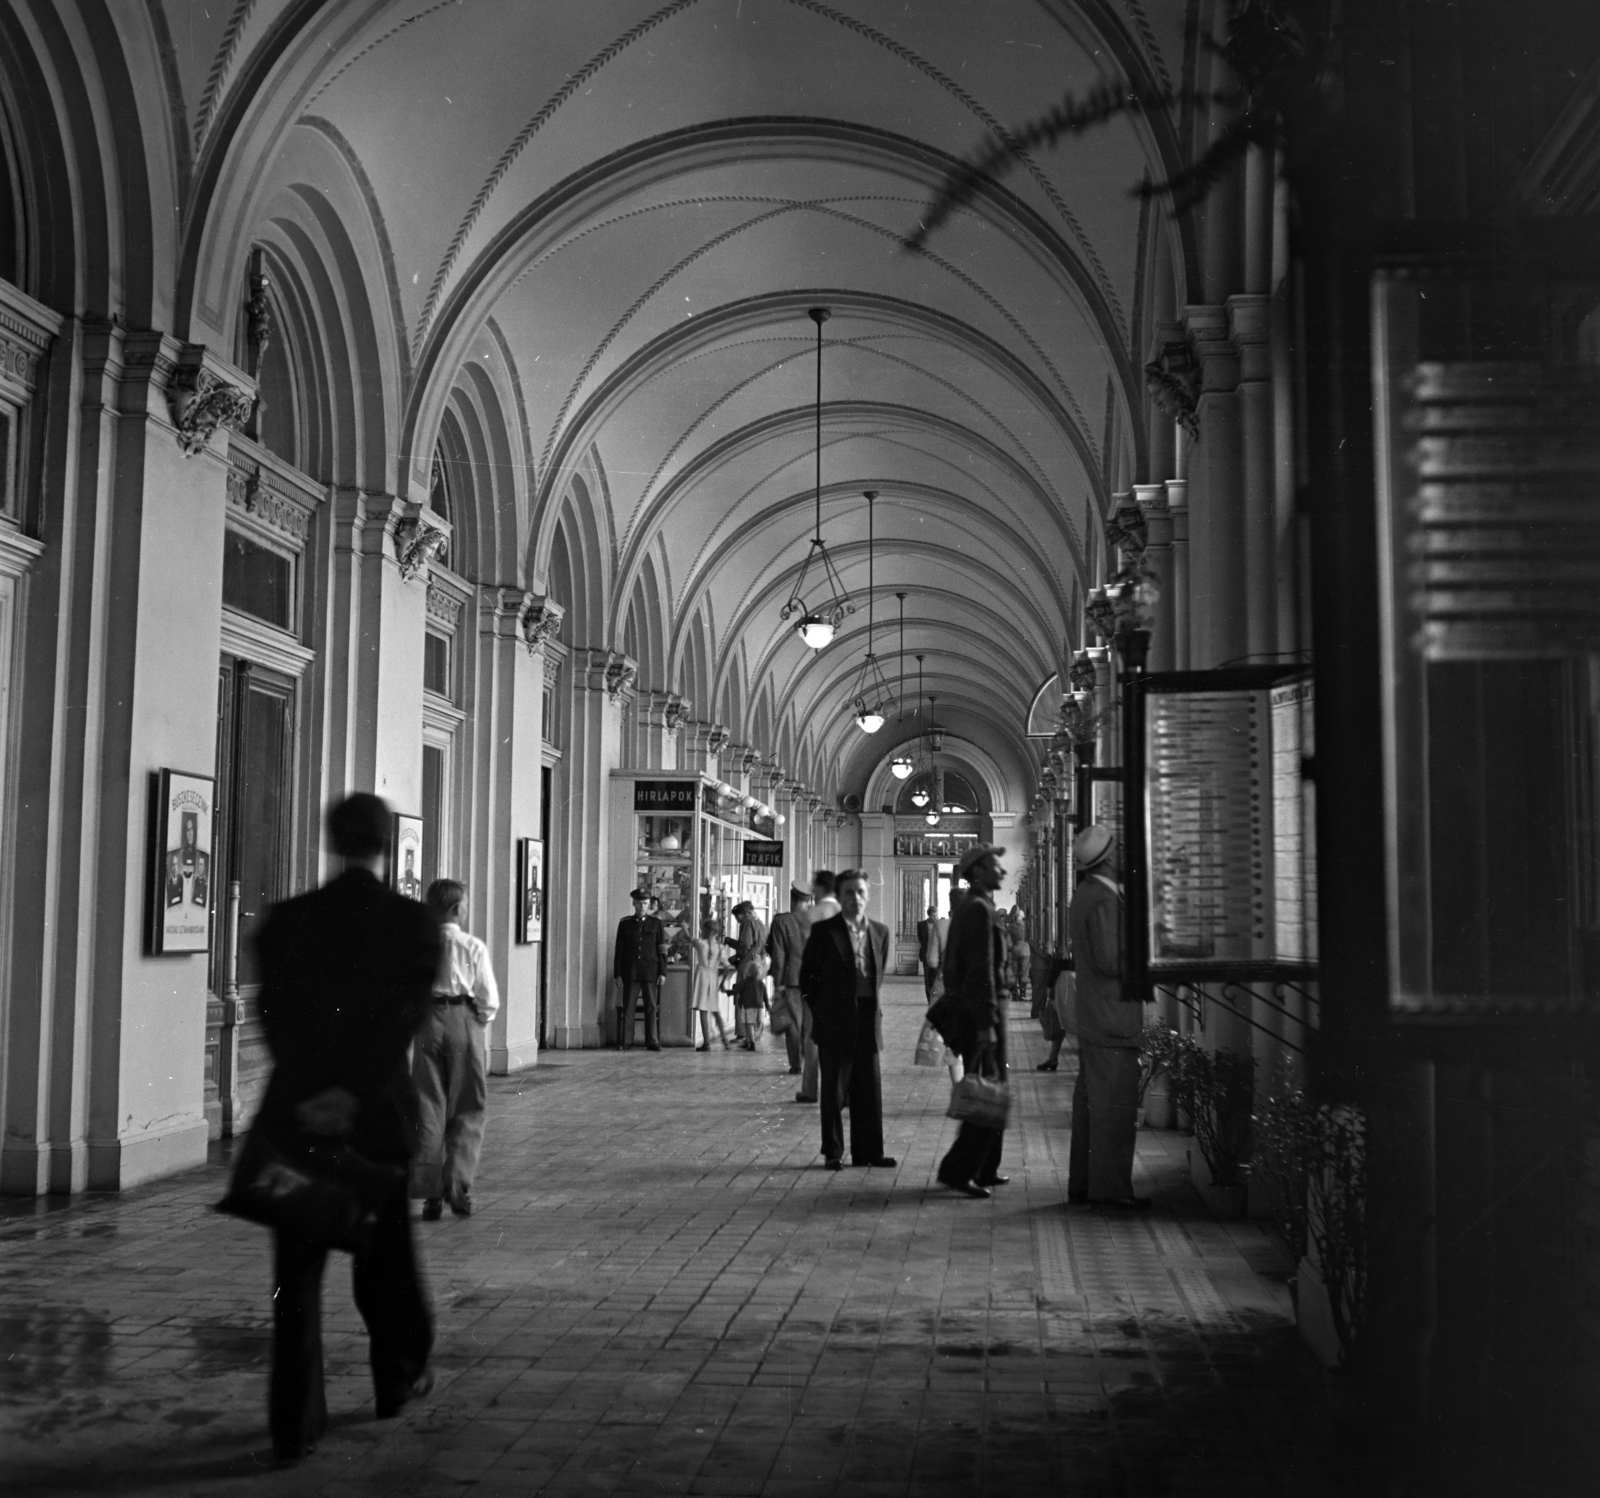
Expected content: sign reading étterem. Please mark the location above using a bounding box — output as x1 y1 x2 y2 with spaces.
742 839 784 867
634 780 698 812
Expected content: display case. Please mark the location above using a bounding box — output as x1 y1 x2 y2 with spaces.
610 771 784 1044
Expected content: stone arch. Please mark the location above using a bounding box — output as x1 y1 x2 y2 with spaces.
546 469 611 648
863 736 1014 815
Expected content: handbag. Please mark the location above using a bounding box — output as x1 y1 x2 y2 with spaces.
947 1072 1010 1132
913 1017 946 1068
215 1127 404 1253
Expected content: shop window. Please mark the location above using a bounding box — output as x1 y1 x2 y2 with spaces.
222 530 293 632
424 630 451 699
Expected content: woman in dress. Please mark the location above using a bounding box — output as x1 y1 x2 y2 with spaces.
691 919 732 1050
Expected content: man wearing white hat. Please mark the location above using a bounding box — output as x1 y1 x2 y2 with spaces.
1067 825 1146 1208
935 842 1011 1198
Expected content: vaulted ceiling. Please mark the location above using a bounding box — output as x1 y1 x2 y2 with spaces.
154 0 1193 803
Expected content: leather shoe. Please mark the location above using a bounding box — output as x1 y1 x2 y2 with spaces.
853 1156 897 1168
1091 1196 1151 1211
449 1193 472 1218
375 1368 434 1419
1036 1060 1058 1072
695 1043 711 1052
939 1177 991 1199
795 1092 816 1103
646 1042 662 1051
823 1158 843 1171
976 1173 1011 1187
421 1198 443 1222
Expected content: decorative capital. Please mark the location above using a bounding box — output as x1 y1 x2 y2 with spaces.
604 655 637 703
706 724 731 754
519 593 565 655
1144 333 1200 441
739 746 763 776
168 346 254 458
395 508 450 582
664 694 692 735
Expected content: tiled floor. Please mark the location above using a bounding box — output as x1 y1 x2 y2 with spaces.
4 980 1358 1496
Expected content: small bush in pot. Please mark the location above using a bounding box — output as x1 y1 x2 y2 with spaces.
1252 1062 1315 1261
1170 1043 1256 1190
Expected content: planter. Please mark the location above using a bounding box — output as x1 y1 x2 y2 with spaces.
1196 1179 1248 1219
1144 1080 1175 1130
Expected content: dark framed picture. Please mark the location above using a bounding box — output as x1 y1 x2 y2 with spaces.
517 837 543 944
392 813 425 901
151 769 215 954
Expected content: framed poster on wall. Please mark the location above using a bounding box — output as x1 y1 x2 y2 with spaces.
517 837 543 944
392 813 424 901
150 768 216 954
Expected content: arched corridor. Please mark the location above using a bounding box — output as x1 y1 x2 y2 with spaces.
1 1 1599 1490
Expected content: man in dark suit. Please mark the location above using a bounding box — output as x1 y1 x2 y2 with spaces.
799 868 897 1171
916 903 949 1001
253 793 443 1463
766 882 812 1078
613 887 667 1050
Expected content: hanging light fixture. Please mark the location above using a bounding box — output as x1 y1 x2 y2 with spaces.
846 490 894 732
909 655 931 806
927 690 945 753
890 591 913 778
924 769 943 826
779 307 853 648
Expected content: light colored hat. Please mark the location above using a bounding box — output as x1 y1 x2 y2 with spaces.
955 842 1005 881
1073 825 1116 871
790 881 812 899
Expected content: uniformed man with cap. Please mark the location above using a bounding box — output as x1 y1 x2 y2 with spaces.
935 841 1012 1198
613 887 668 1050
1066 824 1146 1208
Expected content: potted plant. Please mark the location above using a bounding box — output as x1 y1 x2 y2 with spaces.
1170 1043 1256 1217
1137 1021 1181 1129
1305 1103 1368 1422
1251 1062 1315 1268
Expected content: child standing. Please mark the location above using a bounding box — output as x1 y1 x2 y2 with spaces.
413 879 500 1220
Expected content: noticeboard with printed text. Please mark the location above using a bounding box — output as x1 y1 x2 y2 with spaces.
150 769 215 954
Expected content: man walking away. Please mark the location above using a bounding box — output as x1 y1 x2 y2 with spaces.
1066 825 1147 1209
253 793 442 1462
916 903 949 1002
613 888 667 1050
800 869 897 1171
936 843 1011 1199
726 900 769 1049
767 882 813 1076
413 879 499 1221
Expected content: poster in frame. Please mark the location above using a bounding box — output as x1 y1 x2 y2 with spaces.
392 813 425 901
151 768 216 954
517 837 544 944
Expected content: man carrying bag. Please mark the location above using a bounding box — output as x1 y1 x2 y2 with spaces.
933 843 1011 1199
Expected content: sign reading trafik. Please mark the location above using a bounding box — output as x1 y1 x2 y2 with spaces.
742 840 784 868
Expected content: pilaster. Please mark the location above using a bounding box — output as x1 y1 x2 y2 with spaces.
1184 303 1246 668
1134 483 1175 672
1229 293 1276 660
1166 479 1190 671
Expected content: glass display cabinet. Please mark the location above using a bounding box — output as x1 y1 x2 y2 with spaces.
609 771 784 1045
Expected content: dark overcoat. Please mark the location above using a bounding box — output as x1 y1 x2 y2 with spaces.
799 912 890 1055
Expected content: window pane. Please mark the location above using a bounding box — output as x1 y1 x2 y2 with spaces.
424 632 450 697
422 743 444 891
222 531 292 630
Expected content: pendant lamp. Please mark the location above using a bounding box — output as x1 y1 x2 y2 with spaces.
779 308 853 648
847 491 894 732
890 593 913 778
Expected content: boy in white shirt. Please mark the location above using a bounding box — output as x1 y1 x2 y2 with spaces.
413 879 500 1220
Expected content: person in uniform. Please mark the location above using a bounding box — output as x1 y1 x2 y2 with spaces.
766 882 813 1076
612 887 667 1050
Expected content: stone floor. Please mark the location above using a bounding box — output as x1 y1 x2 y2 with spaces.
0 980 1410 1496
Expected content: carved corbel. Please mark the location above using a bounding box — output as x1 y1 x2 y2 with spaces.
395 510 450 582
739 747 763 777
167 346 254 458
519 594 565 655
1143 335 1200 441
664 695 692 735
604 655 638 703
706 724 731 755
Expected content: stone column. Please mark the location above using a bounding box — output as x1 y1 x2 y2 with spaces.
1134 483 1174 672
988 810 1022 910
1166 479 1190 671
468 588 551 1074
1230 294 1276 661
1184 303 1246 670
857 811 895 954
546 648 635 1049
776 778 802 891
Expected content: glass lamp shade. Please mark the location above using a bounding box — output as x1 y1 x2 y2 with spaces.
796 614 835 649
659 831 681 851
890 756 913 779
924 809 941 826
910 787 930 807
855 709 885 734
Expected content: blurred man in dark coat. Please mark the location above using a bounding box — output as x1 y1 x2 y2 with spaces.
613 888 668 1049
916 904 949 1001
1066 825 1146 1208
253 792 442 1462
766 882 813 1076
935 843 1011 1199
800 869 897 1170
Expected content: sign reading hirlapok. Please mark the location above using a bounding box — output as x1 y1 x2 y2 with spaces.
742 839 784 868
634 780 698 812
150 768 215 955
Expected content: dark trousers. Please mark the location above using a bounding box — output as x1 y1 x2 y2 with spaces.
938 1011 1008 1187
819 1017 884 1164
619 979 658 1046
411 1002 488 1203
1067 1042 1141 1200
269 1183 432 1457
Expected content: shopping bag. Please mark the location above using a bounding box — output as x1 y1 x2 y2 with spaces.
913 1017 946 1068
946 1073 1010 1132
